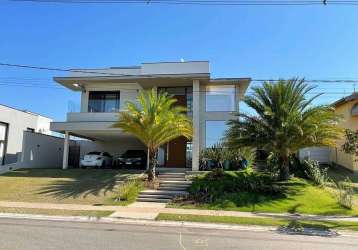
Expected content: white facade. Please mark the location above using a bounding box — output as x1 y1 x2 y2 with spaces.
50 61 251 170
0 104 52 165
299 147 331 164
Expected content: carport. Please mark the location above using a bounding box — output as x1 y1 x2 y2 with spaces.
50 120 146 169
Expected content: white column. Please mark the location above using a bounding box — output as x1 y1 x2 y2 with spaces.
62 131 70 170
192 79 200 171
235 84 240 112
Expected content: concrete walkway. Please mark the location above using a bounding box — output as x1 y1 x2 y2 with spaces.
0 200 357 222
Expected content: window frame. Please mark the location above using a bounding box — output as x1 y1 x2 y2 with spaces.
205 85 236 112
88 91 121 113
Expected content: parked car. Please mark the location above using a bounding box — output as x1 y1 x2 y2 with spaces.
80 151 113 168
116 150 147 169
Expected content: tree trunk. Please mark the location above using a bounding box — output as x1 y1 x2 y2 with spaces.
147 149 157 182
279 155 290 181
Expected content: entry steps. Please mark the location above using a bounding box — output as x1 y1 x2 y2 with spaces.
136 169 190 203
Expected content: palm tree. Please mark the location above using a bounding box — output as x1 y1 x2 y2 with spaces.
225 79 342 181
113 89 192 181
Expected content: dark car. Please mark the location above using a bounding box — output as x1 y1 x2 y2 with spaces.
117 150 147 169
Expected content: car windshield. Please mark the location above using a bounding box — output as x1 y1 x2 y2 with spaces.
121 150 144 157
87 152 101 155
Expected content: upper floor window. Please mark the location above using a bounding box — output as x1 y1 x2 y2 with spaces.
158 87 193 115
88 91 120 113
206 85 236 112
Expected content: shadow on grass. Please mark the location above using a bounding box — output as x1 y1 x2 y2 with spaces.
3 168 144 200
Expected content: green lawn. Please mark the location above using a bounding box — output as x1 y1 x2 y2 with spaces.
0 207 113 217
156 213 358 231
328 167 358 206
0 169 144 206
169 176 358 216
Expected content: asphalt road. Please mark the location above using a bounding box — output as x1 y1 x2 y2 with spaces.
0 218 358 250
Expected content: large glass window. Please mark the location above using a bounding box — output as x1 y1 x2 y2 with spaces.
205 121 228 147
158 87 193 115
88 91 120 112
206 85 235 112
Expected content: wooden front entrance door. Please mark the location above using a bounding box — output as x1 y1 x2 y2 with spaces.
166 136 187 168
165 94 187 168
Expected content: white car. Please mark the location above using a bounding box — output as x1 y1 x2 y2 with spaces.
80 151 113 168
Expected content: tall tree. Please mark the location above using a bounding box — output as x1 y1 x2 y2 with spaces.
225 79 342 180
113 89 192 181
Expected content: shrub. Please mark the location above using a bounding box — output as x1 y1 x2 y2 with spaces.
188 170 282 203
334 177 353 209
302 160 329 186
200 143 255 171
266 152 281 177
117 178 144 202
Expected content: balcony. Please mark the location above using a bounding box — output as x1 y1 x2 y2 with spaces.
66 112 121 122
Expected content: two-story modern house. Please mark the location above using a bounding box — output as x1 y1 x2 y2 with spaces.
50 61 251 171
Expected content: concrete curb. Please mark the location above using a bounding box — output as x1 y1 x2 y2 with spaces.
1 212 358 238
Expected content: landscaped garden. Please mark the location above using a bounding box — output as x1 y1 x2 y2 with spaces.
170 79 357 216
0 168 145 206
169 169 358 215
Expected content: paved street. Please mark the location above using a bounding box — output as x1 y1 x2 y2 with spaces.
0 218 358 250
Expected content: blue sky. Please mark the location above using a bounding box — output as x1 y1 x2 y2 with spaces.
0 1 358 120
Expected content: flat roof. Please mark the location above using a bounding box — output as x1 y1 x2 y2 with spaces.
0 103 52 120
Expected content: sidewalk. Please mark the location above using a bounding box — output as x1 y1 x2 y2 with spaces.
0 200 357 222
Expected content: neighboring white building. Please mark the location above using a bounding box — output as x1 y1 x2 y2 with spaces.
50 61 251 170
0 104 52 165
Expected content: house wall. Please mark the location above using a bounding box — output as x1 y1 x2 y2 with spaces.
80 83 142 112
68 61 209 78
199 83 240 149
74 81 243 157
0 132 72 174
0 105 52 164
299 147 331 164
330 101 358 172
20 132 74 168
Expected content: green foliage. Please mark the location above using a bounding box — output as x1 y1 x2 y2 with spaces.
333 177 354 209
188 170 281 203
112 89 192 180
200 143 255 171
266 152 281 177
302 160 330 186
157 213 358 231
117 178 144 203
225 79 342 180
342 129 358 160
200 143 228 170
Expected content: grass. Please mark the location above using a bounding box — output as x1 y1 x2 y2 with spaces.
114 178 145 206
156 213 358 231
169 171 358 216
328 167 358 205
0 207 113 217
0 169 144 206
